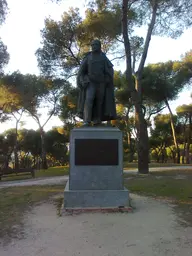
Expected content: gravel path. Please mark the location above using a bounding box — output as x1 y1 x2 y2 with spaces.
0 166 192 255
0 166 191 189
1 194 192 256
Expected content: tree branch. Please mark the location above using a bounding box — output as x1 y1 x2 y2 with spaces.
42 96 57 129
147 106 166 120
110 55 125 62
68 47 81 66
137 1 158 77
122 0 134 91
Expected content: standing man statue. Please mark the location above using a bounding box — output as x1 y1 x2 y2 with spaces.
77 39 116 126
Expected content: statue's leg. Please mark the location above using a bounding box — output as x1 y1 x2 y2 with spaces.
93 83 105 125
84 83 95 124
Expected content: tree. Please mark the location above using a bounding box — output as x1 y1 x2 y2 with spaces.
150 114 174 163
40 0 192 172
36 5 122 78
1 72 68 169
45 128 68 166
0 40 9 74
176 104 192 164
114 69 165 161
181 49 192 75
121 0 192 173
59 86 79 125
0 0 7 25
0 129 15 168
141 60 192 163
0 82 25 169
0 0 9 74
19 129 42 168
24 79 65 169
36 8 82 78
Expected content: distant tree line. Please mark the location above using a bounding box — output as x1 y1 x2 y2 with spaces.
0 0 191 171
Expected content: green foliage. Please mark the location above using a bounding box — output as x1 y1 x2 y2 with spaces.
19 129 42 157
78 6 121 53
0 83 22 123
176 104 192 119
0 130 15 167
0 40 9 73
149 114 178 162
0 127 70 169
1 72 47 113
182 50 192 76
36 8 83 77
153 0 192 38
36 2 124 77
59 86 79 124
176 104 192 163
1 71 69 125
45 128 68 165
123 0 192 39
142 61 191 103
0 0 7 25
0 0 9 74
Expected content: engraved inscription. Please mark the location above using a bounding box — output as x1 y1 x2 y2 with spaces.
75 139 118 165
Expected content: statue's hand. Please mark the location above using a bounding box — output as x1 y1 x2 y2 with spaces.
81 75 90 89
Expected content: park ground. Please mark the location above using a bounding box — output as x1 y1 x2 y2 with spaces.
0 163 192 255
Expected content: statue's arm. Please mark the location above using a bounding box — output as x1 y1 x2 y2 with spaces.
104 56 114 83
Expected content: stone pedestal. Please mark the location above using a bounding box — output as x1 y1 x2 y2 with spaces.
63 126 129 209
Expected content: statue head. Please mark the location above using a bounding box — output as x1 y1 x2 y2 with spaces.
91 39 101 53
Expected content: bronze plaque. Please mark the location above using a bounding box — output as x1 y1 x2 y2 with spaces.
75 139 118 166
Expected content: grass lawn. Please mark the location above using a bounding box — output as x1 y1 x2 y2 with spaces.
0 166 69 182
124 168 192 225
0 185 64 245
2 162 192 182
123 161 192 169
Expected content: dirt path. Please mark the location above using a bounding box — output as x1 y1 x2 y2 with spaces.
0 176 68 188
0 166 191 189
1 194 192 256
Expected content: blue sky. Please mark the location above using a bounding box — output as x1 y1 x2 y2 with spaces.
0 0 191 132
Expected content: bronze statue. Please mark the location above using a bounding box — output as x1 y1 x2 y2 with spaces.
77 39 116 126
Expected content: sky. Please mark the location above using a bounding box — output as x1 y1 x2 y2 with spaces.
0 0 191 132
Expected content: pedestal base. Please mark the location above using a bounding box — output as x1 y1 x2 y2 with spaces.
64 181 129 209
63 127 129 210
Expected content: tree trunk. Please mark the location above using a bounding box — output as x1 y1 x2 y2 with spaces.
161 148 166 163
186 114 192 164
4 155 10 168
40 128 48 169
127 130 135 162
134 78 149 173
170 148 176 163
122 0 158 174
181 141 186 164
165 98 180 164
125 116 135 162
14 121 19 170
156 147 161 163
186 143 190 164
135 106 149 173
